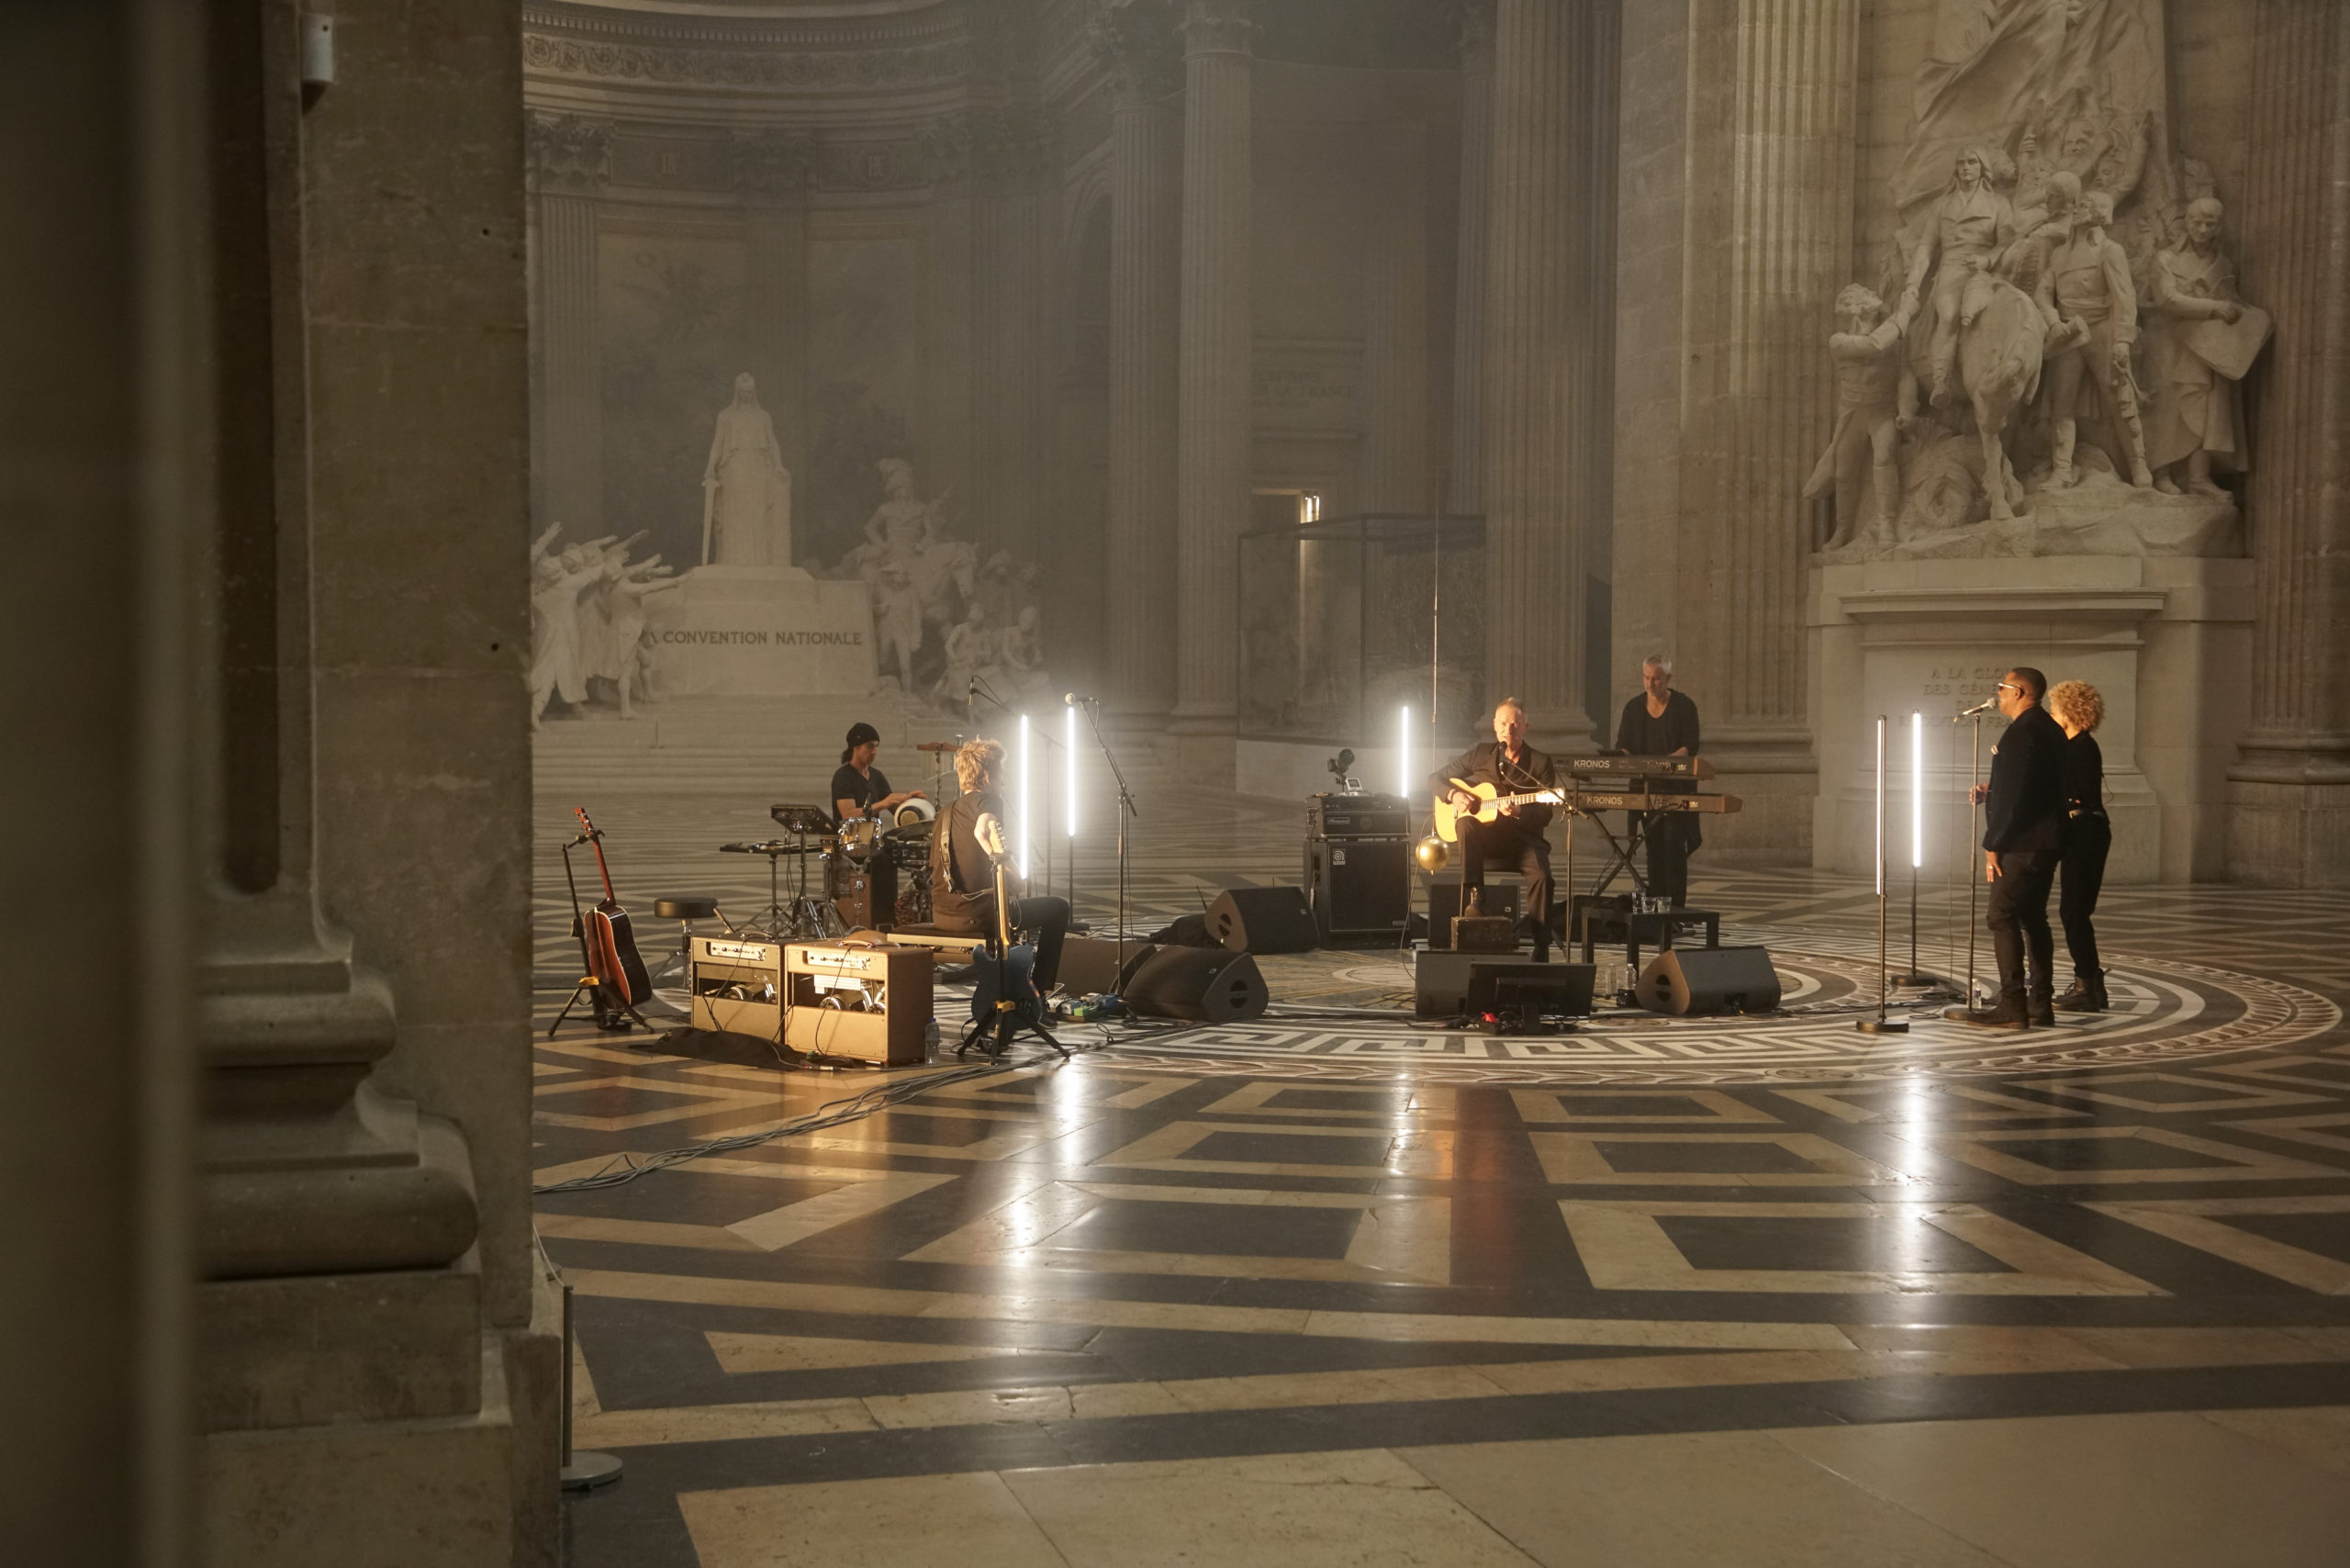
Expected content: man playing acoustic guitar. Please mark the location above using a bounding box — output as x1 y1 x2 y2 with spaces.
1429 699 1561 961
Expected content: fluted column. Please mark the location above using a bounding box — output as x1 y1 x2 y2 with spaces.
1360 125 1430 514
737 129 814 554
529 114 608 536
1448 0 1495 515
972 109 1055 562
2228 2 2350 885
1481 0 1597 737
1094 1 1182 716
1171 0 1256 730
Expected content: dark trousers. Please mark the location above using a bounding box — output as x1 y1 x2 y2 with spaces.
1987 847 2059 1004
1640 814 1697 906
2058 814 2110 980
1458 820 1552 955
946 894 1071 991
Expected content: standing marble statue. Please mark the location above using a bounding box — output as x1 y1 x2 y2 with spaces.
529 550 605 731
1805 286 1916 549
2036 190 2152 489
2144 197 2268 498
599 556 678 721
1902 147 2020 409
702 373 792 567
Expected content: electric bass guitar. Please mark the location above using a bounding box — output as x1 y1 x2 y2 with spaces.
574 807 652 1016
966 848 1046 1057
1430 778 1568 843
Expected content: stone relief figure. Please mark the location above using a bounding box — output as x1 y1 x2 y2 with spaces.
598 555 679 721
702 373 792 567
1900 146 2020 409
2144 197 2269 498
938 604 995 708
871 560 923 694
2035 190 2152 489
529 548 604 732
1000 605 1049 699
1804 286 1917 550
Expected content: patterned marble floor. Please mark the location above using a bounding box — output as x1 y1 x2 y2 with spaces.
533 776 2350 1566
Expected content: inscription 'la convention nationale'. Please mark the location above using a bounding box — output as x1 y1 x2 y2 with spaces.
657 629 866 646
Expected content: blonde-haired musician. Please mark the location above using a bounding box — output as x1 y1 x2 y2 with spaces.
930 737 1071 991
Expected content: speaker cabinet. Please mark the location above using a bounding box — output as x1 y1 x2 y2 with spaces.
1204 886 1319 954
1304 836 1410 945
1056 935 1130 996
1635 946 1782 1015
1121 945 1270 1024
825 854 896 932
1423 879 1520 950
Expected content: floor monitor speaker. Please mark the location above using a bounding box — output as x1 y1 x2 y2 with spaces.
1636 946 1782 1016
1056 935 1129 996
1121 946 1270 1024
1204 886 1319 954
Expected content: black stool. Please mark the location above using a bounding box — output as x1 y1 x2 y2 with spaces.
651 894 730 988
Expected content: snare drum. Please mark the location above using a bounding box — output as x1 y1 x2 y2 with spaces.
836 818 879 860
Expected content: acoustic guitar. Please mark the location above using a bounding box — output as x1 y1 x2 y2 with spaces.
573 806 651 1015
1430 778 1568 844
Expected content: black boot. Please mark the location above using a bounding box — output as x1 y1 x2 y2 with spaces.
1951 995 2031 1030
2030 986 2056 1027
2056 970 2107 1014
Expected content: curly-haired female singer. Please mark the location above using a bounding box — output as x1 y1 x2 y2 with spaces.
2047 679 2109 1013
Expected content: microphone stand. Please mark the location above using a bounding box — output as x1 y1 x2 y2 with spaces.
1077 699 1140 985
1946 704 1991 1016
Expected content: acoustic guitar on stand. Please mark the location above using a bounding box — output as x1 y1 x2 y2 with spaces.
573 806 652 1019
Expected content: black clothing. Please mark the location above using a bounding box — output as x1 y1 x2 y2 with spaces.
2059 813 2110 982
1428 740 1560 833
1981 703 2065 1003
929 790 1069 989
2060 730 2105 813
1987 846 2059 1008
1982 706 2065 853
1617 689 1704 901
1430 740 1558 952
832 763 893 823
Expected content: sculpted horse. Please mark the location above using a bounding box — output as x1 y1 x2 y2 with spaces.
1948 263 2050 522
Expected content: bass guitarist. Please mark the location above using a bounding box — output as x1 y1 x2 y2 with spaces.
1429 699 1558 961
930 737 1071 991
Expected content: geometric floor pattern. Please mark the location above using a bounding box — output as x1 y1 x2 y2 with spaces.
535 774 2350 1567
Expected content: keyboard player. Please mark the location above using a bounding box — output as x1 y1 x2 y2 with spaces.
1614 655 1702 906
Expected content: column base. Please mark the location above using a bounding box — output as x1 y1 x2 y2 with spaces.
2227 774 2350 888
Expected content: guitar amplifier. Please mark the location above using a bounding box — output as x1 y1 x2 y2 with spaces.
825 853 898 931
689 935 786 1040
1307 792 1411 839
1304 835 1411 945
783 941 932 1065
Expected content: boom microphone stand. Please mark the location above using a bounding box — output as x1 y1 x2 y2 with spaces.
1946 699 1992 1016
1076 697 1140 982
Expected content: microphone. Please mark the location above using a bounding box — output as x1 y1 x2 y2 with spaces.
1064 692 1098 707
1955 696 1998 718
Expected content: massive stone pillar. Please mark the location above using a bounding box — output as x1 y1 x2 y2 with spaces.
1094 0 1182 717
1448 0 1495 515
1171 0 1256 734
1481 0 1610 741
528 112 608 536
972 108 1056 563
2228 3 2350 886
1613 0 1851 859
1360 125 1431 515
737 129 814 555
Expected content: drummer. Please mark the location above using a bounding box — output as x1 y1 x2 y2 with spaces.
833 722 925 827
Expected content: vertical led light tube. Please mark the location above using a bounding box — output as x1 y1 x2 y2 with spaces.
1398 705 1411 801
1017 713 1032 879
1065 703 1078 838
1910 711 1924 869
1873 715 1886 897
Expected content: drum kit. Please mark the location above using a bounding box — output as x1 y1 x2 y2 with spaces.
722 790 945 940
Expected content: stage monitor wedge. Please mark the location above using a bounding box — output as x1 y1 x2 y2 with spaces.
1121 946 1270 1024
1204 886 1319 955
1636 946 1782 1016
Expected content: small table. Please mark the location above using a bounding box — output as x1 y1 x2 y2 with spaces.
1574 899 1720 973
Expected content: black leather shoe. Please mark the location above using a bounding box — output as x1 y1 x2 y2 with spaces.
2056 972 2108 1014
2031 999 2056 1027
2053 979 2091 1008
1949 1000 2031 1030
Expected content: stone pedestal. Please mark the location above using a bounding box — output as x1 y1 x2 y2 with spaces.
644 566 878 697
1809 557 2255 885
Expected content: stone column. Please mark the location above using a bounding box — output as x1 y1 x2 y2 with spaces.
1448 0 1495 515
529 113 608 536
1171 0 1256 733
1094 0 1182 717
2229 3 2350 885
1481 0 1601 739
737 129 814 555
1359 124 1430 515
971 107 1055 562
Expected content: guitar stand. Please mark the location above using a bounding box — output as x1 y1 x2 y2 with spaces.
551 835 653 1037
957 1008 1067 1060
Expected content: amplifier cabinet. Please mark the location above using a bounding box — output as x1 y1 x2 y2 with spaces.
1308 792 1411 839
689 935 786 1040
825 854 898 933
1304 834 1411 944
782 941 932 1065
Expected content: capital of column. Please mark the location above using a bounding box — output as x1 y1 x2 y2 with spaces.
1180 0 1256 58
1090 0 1181 103
526 111 610 196
732 128 818 201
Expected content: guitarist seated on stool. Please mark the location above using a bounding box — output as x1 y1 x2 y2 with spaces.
930 737 1071 990
1429 699 1559 960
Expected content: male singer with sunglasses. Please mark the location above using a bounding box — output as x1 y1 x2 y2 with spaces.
1960 667 2065 1028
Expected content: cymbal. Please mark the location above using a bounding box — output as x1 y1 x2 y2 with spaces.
914 741 960 753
